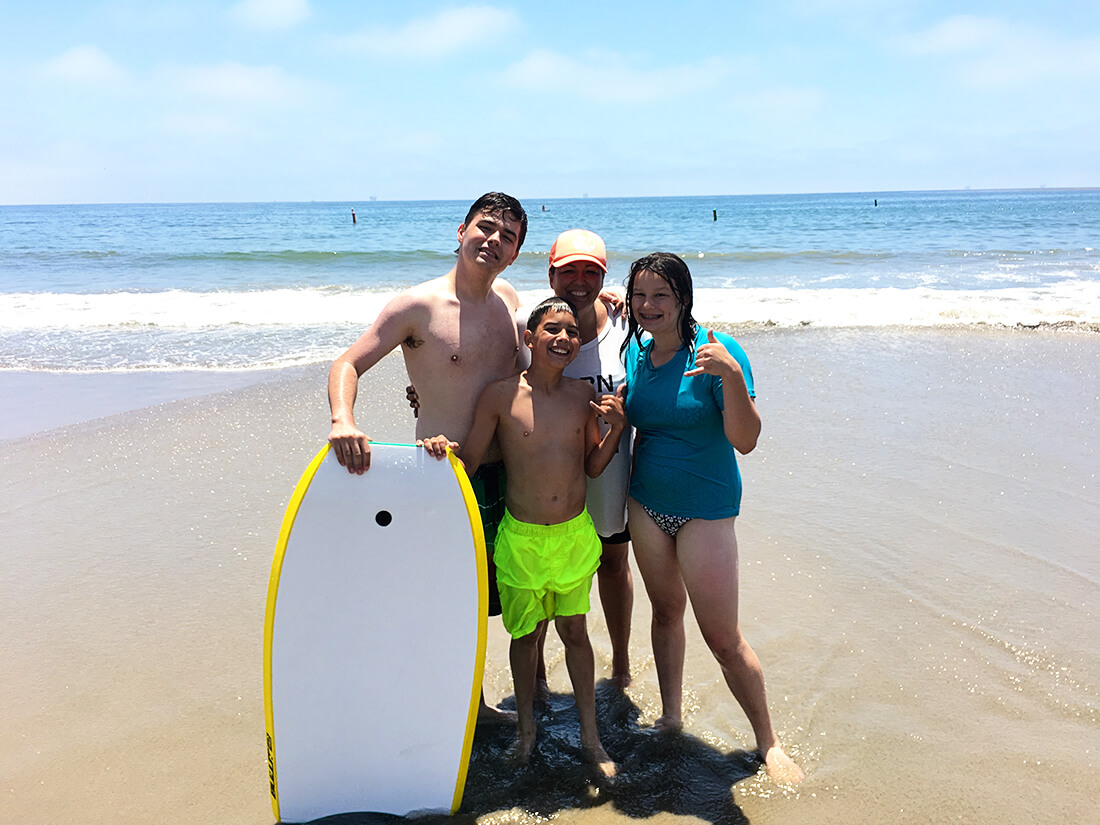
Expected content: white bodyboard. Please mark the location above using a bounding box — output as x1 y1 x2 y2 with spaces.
264 443 487 822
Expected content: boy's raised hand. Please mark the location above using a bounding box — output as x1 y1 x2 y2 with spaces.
417 434 459 460
590 388 626 428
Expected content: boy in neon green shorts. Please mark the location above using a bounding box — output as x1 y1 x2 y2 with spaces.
422 297 625 778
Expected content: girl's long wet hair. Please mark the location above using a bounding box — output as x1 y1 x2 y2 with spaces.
620 252 699 360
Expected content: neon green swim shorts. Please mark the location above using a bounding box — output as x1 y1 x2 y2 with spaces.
493 508 602 639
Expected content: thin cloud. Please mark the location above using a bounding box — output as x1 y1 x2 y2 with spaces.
172 62 307 105
898 15 1100 89
161 112 247 138
731 86 828 124
899 14 1005 55
505 49 733 103
230 0 312 31
42 46 127 85
333 5 520 59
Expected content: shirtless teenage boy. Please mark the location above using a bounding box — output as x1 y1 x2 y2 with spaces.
423 298 625 777
327 192 527 724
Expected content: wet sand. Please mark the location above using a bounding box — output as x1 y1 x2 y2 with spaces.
2 328 1096 824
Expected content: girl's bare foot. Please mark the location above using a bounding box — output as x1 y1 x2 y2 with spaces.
761 745 805 785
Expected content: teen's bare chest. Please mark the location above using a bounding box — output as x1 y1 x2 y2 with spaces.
405 302 519 370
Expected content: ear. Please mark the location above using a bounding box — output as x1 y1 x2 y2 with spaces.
457 222 467 244
523 329 533 348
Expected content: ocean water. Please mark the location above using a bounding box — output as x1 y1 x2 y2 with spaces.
2 190 1098 372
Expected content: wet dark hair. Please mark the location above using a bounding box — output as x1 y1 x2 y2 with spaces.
620 252 699 359
463 192 528 251
526 296 578 333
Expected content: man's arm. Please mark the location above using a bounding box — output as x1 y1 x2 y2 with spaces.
328 295 421 473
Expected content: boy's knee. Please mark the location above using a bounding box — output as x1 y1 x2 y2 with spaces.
555 615 588 646
513 620 548 646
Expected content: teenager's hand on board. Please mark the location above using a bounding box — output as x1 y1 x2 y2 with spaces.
417 435 458 460
329 424 373 474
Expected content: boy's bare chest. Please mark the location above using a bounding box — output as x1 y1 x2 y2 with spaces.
505 394 587 444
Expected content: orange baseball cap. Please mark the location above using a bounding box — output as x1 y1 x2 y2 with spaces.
549 229 607 272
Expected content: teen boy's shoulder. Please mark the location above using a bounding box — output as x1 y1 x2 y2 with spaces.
490 277 521 311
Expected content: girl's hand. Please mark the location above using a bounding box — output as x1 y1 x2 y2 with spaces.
684 330 739 378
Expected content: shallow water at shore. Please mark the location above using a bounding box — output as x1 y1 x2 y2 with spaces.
2 328 1096 825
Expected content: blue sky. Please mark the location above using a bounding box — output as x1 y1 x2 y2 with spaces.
2 1 1098 204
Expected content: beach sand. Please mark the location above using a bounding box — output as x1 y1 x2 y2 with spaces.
2 329 1096 824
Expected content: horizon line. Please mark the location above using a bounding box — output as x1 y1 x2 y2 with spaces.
3 186 1099 208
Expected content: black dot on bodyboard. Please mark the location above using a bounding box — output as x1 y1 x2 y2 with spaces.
375 510 393 527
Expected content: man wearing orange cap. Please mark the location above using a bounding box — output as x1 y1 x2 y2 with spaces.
541 229 635 689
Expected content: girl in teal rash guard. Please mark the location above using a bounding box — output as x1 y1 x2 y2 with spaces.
620 252 804 786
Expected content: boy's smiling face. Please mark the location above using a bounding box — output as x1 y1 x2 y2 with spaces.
525 309 581 368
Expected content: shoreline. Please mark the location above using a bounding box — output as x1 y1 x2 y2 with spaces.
4 321 1098 444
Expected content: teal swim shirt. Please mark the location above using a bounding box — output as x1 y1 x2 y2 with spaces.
623 327 755 519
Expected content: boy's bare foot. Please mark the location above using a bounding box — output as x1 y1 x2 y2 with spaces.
761 745 805 785
534 675 550 706
506 731 536 766
477 702 517 726
651 714 682 735
582 741 618 780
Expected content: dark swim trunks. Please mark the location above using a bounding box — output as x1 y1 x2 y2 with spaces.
469 461 506 617
599 526 631 545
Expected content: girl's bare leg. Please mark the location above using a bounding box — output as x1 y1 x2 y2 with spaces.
676 517 804 784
